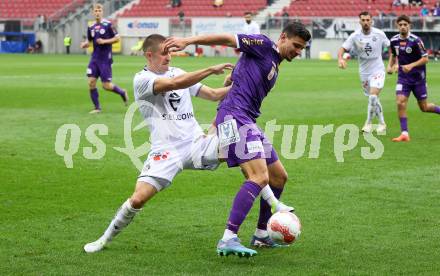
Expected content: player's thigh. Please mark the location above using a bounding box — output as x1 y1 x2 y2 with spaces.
216 110 273 169
98 63 113 84
412 82 428 102
239 158 269 186
368 72 385 95
184 134 220 170
395 83 411 102
267 160 288 188
87 60 100 80
138 149 183 191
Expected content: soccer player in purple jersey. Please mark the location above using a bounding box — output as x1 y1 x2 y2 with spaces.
80 4 128 114
387 15 440 142
164 22 311 257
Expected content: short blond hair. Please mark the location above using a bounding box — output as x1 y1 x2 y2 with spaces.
93 3 103 10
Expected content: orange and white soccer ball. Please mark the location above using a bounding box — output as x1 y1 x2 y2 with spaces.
267 211 302 245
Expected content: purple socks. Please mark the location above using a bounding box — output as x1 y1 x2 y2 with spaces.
226 181 262 233
90 88 100 110
112 85 126 100
257 185 283 230
434 106 440 114
399 117 408 132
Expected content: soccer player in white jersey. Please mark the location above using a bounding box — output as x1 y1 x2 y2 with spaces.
338 11 390 133
243 11 260 34
83 34 291 253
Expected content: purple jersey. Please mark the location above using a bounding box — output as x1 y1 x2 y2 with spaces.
218 34 281 120
87 19 118 62
390 33 427 84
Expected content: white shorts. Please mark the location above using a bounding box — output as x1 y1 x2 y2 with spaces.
137 134 219 191
360 71 385 96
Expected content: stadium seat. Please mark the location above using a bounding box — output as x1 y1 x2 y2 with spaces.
120 0 268 17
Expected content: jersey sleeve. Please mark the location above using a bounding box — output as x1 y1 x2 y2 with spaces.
109 22 119 38
341 33 355 51
134 73 157 100
416 38 428 57
235 34 273 58
87 26 92 41
381 32 390 48
189 83 202 97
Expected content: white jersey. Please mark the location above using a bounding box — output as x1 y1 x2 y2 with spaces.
342 27 390 77
243 21 260 34
133 66 204 148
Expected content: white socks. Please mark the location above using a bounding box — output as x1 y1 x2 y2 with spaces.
367 94 385 125
254 228 268 238
222 229 237 241
261 185 279 207
102 199 141 241
375 97 385 124
367 94 378 124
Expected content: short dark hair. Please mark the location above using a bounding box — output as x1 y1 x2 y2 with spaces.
282 22 311 42
359 11 371 17
396 14 411 24
244 11 252 16
142 34 166 52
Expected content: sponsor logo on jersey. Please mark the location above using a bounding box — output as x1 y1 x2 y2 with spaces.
241 37 264 46
364 43 373 56
162 112 194 121
168 92 181 111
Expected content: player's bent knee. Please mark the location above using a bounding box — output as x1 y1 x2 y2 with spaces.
248 173 269 186
270 171 288 188
102 83 113 91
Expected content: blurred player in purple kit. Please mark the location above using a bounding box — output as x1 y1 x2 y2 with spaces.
387 15 440 142
164 22 311 257
80 3 128 114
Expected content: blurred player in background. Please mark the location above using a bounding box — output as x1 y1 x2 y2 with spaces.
338 11 390 133
80 3 128 114
243 11 260 34
83 34 290 253
164 22 310 257
387 15 440 142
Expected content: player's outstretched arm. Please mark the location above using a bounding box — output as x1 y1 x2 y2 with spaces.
163 34 237 52
197 85 231 102
337 47 347 69
153 63 234 95
387 49 397 74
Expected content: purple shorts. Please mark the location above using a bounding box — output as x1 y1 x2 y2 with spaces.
87 60 112 82
396 82 427 101
215 108 279 168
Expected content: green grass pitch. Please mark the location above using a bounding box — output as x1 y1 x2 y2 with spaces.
1 54 440 275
